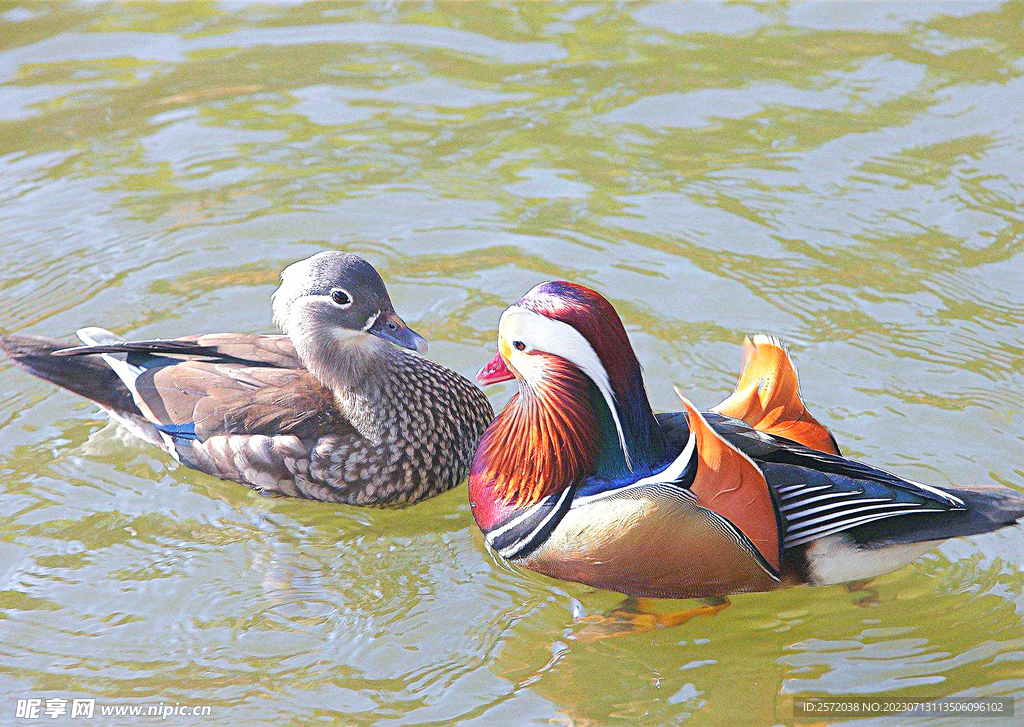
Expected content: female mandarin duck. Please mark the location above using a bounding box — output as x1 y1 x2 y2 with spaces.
470 282 1024 599
1 252 492 506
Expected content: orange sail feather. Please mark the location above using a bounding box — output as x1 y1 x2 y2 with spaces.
713 335 840 455
677 392 782 575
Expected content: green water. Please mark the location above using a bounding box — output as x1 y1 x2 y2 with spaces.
1 1 1022 724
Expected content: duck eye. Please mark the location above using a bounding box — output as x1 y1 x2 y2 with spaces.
331 289 352 307
386 321 398 331
513 340 526 351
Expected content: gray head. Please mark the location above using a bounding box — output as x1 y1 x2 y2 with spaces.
272 251 427 353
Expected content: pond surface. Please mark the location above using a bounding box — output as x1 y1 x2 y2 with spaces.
1 2 1022 724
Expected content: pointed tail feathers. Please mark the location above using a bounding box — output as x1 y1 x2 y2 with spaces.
943 484 1024 536
847 482 1024 548
69 327 149 400
1 333 142 417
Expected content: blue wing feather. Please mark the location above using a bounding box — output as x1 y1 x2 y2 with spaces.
153 422 199 441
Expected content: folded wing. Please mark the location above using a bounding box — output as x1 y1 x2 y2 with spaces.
703 413 970 549
56 332 302 369
54 329 355 495
56 330 340 438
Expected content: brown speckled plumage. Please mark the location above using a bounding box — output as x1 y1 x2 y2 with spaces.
183 343 493 505
1 252 494 506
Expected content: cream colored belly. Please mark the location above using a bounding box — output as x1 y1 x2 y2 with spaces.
804 535 938 585
521 489 779 599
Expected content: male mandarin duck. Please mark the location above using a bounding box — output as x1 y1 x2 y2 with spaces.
470 281 1024 599
1 252 493 506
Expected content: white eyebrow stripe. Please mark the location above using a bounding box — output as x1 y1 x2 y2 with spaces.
501 305 634 470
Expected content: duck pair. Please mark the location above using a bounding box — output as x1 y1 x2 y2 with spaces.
4 253 1022 599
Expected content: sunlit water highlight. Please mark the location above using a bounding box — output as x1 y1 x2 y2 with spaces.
1 2 1022 724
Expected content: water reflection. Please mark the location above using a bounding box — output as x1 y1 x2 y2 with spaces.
1 1 1022 723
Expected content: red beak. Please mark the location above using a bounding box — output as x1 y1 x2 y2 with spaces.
477 351 515 386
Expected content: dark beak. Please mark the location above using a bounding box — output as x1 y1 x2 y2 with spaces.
368 310 428 353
